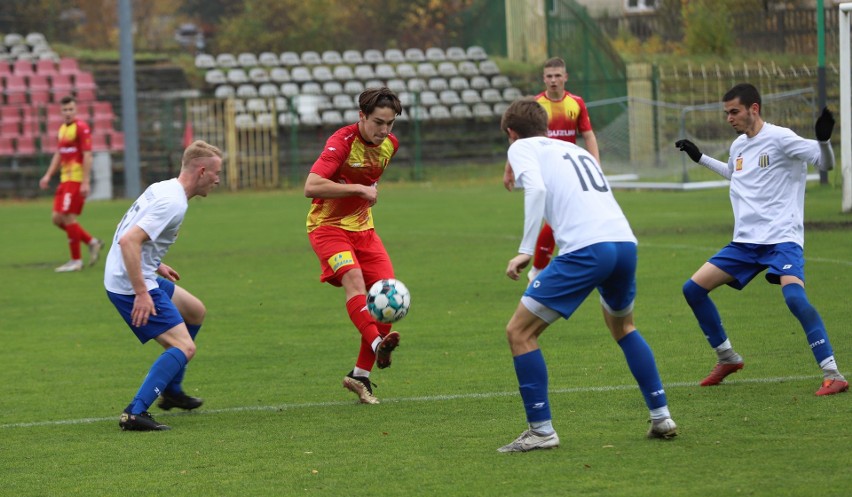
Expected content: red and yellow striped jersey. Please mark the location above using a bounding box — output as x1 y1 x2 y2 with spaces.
306 123 399 233
534 91 593 143
57 119 92 183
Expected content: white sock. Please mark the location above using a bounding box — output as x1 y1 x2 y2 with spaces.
714 339 732 352
650 406 671 421
353 367 370 378
370 337 382 353
530 420 554 435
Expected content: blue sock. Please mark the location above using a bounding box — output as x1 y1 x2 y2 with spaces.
513 349 551 423
782 284 834 364
618 331 667 410
164 324 201 395
683 279 727 348
129 348 188 414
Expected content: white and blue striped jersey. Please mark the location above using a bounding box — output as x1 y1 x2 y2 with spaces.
507 136 636 256
726 123 825 247
104 178 188 295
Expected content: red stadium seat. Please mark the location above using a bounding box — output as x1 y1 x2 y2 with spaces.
0 106 21 123
50 74 74 100
15 135 36 155
92 101 114 120
91 131 108 151
75 89 96 102
74 72 97 92
4 75 28 104
0 136 15 156
58 58 80 76
35 59 57 77
13 59 34 78
109 131 124 152
1 120 20 136
39 132 58 154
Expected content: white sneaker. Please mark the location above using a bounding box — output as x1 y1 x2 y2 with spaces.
88 238 104 267
647 418 678 439
55 260 83 272
497 428 560 453
527 266 541 283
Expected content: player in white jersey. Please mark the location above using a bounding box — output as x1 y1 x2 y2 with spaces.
104 140 223 431
496 98 677 453
675 83 846 396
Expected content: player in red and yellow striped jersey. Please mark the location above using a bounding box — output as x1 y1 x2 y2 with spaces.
503 58 600 281
305 87 403 404
39 95 103 272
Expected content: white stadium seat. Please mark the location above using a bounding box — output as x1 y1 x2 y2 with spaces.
503 87 522 101
425 47 445 62
249 67 269 83
333 65 355 81
238 52 258 67
466 45 487 61
446 47 467 62
195 54 216 69
428 77 449 92
437 62 458 78
396 63 416 79
451 104 473 119
216 53 237 68
279 51 300 66
384 49 405 63
269 67 291 83
342 50 363 64
363 49 383 64
458 61 479 77
479 60 500 76
259 52 279 67
301 51 321 65
323 81 344 95
449 76 469 91
481 88 502 103
404 48 425 62
321 50 342 65
469 76 490 90
227 69 249 84
236 84 258 98
205 69 227 85
258 83 279 97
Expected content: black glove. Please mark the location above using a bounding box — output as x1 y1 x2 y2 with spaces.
675 139 702 163
815 107 835 142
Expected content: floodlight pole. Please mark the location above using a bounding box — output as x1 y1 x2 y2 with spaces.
817 0 828 185
118 0 141 198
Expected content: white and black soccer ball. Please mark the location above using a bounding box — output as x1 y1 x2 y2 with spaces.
367 278 411 323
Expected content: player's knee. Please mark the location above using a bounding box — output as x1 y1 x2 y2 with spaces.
179 341 197 361
186 300 206 325
682 279 707 306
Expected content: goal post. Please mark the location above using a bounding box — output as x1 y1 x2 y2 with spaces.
841 2 852 212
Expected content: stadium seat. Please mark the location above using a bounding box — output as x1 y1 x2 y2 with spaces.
342 50 363 65
0 106 20 123
363 49 383 64
236 84 258 98
214 85 235 98
29 88 50 105
235 113 255 129
503 87 522 101
446 47 467 62
39 132 58 153
269 67 290 83
364 79 383 90
439 89 461 106
205 69 227 85
461 89 481 104
425 47 445 62
375 64 396 79
437 62 458 78
395 63 416 79
93 101 115 122
449 76 469 91
384 49 405 64
246 98 267 112
109 131 124 152
74 72 97 92
4 75 28 104
482 88 502 104
491 75 511 89
258 83 279 97
93 114 114 134
249 68 269 83
279 51 300 66
13 59 34 77
1 120 19 136
332 65 354 81
479 60 500 76
91 131 109 151
28 73 49 91
387 78 407 93
332 94 355 110
216 53 238 68
290 66 311 83
0 62 11 77
353 65 375 80
407 78 427 92
416 63 437 78
299 111 321 126
256 113 275 127
4 33 24 47
428 77 448 92
35 58 56 77
37 51 59 63
472 103 493 118
321 110 344 126
58 57 80 76
404 48 425 63
278 112 299 126
280 83 299 98
409 106 429 121
0 136 15 155
25 32 47 46
322 81 343 95
429 105 450 120
237 52 258 68
231 99 246 113
343 80 365 95
194 54 216 69
227 69 249 84
312 65 333 81
274 97 288 112
338 108 357 123
321 50 342 65
301 51 321 65
397 91 414 106
259 52 279 67
493 102 509 116
46 112 64 130
419 91 439 106
301 82 322 95
458 61 479 77
466 45 488 61
469 75 490 90
450 104 473 119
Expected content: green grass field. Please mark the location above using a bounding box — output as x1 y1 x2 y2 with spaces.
1 174 850 497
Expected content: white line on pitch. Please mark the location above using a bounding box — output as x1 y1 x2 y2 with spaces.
0 375 818 430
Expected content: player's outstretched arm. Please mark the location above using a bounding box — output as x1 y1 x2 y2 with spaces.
675 139 731 179
814 107 835 172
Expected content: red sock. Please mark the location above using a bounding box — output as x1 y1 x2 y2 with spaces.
376 322 392 338
532 223 555 270
64 223 82 260
346 295 381 345
355 338 375 371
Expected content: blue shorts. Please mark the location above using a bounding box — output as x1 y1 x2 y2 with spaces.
523 242 637 323
708 242 805 290
107 277 184 343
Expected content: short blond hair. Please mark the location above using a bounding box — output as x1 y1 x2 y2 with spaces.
182 140 223 171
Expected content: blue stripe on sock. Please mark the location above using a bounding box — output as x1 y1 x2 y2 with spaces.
513 349 551 423
618 331 667 410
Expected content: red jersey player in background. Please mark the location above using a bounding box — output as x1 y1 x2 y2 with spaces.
39 95 103 272
304 87 404 405
503 57 599 282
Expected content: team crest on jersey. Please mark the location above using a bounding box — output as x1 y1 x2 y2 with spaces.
735 155 743 171
758 153 770 168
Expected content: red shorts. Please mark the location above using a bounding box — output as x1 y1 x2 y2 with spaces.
53 181 86 215
308 226 394 287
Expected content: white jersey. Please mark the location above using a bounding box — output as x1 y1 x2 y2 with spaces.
726 122 823 246
508 137 636 255
104 178 188 295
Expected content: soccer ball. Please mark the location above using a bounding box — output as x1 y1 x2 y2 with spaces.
367 278 411 323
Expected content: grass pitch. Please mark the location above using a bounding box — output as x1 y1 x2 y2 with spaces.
1 174 850 497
